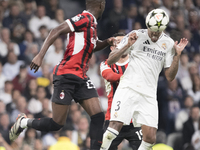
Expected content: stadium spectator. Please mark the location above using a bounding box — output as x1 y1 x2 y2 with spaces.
10 96 28 124
24 79 38 101
45 0 60 19
49 130 79 150
0 113 10 144
0 61 7 93
18 30 35 61
2 51 24 80
50 9 65 28
175 96 194 132
87 54 101 89
0 81 13 105
12 64 35 93
0 28 20 60
21 0 36 22
187 74 200 105
152 131 173 150
2 3 27 30
21 128 38 150
27 86 46 114
182 105 200 148
29 5 51 38
44 37 64 69
24 43 39 65
0 101 6 114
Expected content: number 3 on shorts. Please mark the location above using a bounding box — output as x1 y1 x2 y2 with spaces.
86 79 95 89
115 101 121 111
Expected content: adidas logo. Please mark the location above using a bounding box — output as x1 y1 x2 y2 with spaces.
143 40 150 44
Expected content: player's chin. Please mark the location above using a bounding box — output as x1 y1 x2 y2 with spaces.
151 37 158 43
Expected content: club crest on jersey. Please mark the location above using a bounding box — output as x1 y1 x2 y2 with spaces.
72 15 81 22
60 90 65 99
114 112 118 118
161 43 167 50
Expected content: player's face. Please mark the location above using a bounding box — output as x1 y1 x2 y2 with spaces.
148 29 162 42
111 36 127 58
99 0 106 19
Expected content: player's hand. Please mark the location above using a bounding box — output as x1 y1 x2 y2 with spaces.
30 54 43 73
127 32 137 47
174 38 188 56
107 37 117 46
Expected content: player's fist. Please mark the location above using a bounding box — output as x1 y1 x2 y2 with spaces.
107 37 117 46
127 32 137 47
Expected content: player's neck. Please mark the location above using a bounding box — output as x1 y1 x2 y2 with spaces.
117 56 129 64
86 9 98 20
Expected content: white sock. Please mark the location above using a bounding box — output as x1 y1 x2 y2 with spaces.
20 118 29 128
138 140 154 150
100 127 119 150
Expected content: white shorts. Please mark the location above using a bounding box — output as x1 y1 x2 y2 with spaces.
110 87 158 129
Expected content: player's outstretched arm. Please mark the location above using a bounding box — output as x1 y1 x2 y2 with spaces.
94 37 116 52
107 32 137 65
165 38 188 81
30 22 72 73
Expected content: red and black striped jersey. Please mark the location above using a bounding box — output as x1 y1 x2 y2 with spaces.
53 10 98 79
100 59 129 120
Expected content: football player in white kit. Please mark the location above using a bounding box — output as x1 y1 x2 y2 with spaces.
100 9 188 150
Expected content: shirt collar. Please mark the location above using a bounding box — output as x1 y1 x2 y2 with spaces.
83 10 97 24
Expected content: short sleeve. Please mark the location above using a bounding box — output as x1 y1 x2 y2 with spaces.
65 14 88 32
164 41 175 68
100 60 111 75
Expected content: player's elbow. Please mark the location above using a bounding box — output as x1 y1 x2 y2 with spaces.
107 59 113 66
166 76 175 82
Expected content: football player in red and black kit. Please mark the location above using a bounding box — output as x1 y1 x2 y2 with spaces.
9 0 116 149
100 33 142 150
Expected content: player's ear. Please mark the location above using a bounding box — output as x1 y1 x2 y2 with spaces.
110 46 114 51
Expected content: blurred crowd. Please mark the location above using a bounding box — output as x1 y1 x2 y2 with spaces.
0 0 200 150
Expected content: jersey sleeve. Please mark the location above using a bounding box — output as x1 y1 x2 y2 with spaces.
164 40 175 68
116 30 138 55
100 61 122 82
65 14 88 32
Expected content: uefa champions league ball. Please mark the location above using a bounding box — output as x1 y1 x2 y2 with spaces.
145 9 169 32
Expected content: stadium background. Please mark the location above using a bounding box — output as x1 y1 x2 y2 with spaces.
0 0 200 149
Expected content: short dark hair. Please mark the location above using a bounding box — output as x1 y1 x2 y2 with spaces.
112 33 125 37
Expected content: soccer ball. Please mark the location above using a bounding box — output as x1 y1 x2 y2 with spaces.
145 9 169 32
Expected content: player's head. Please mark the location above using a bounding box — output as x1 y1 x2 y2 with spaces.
86 0 106 20
110 33 127 58
147 29 162 43
146 8 169 42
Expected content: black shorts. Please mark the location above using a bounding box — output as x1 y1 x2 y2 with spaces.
103 120 142 150
52 74 98 105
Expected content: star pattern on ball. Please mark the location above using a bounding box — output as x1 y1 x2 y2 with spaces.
150 11 156 19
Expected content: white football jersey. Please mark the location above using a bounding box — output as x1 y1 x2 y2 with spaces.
117 29 175 98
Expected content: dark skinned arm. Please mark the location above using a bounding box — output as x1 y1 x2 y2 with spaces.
30 22 71 72
93 38 116 52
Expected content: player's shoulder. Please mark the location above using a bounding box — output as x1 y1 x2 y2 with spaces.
100 60 108 67
130 29 147 37
160 32 174 44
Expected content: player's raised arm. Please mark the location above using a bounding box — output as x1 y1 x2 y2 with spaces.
165 38 188 81
94 37 116 52
107 32 137 65
30 22 71 73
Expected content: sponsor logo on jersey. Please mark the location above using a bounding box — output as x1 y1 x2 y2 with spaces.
143 40 150 45
72 15 81 22
161 43 167 50
60 90 65 99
